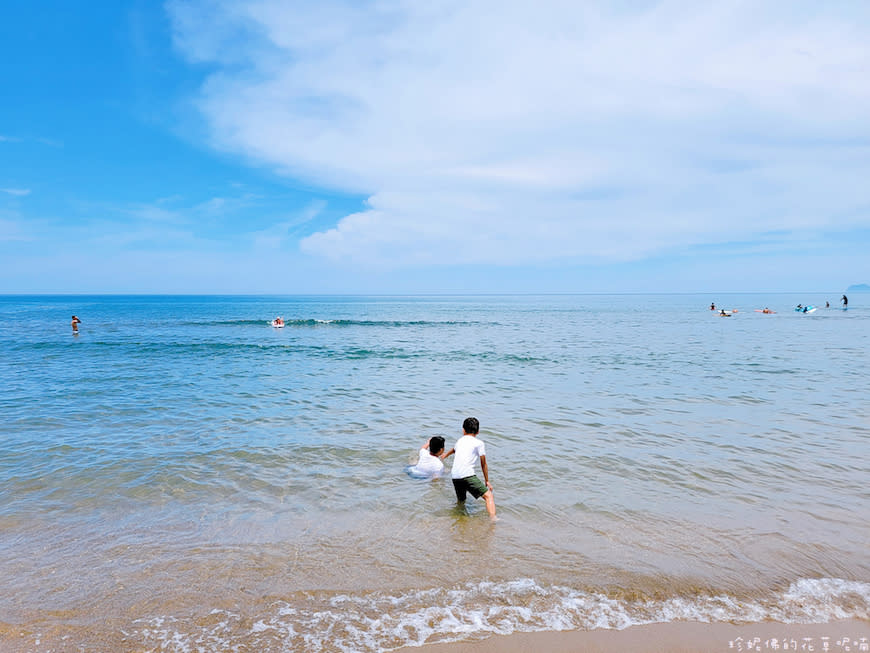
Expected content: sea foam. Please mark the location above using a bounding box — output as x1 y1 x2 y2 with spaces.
129 577 870 653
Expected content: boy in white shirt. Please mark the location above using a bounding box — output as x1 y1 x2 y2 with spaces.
441 417 496 520
407 436 445 478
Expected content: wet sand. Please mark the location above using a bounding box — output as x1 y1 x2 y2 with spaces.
396 620 870 653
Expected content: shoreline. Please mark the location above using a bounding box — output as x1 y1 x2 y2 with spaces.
394 620 870 653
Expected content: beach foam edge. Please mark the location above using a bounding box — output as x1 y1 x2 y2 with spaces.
393 619 870 653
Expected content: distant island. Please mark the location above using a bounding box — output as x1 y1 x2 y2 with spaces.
846 283 870 292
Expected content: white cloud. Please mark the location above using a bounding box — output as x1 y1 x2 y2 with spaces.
168 0 870 266
1 188 31 197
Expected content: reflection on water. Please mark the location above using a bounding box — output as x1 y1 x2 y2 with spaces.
0 294 868 651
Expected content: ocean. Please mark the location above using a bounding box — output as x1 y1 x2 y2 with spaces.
1 294 868 652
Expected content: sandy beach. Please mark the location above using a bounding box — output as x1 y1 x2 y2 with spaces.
396 620 870 653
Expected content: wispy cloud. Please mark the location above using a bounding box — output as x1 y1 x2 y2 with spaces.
0 135 61 147
70 191 266 227
168 1 870 267
35 137 64 148
249 200 326 250
193 193 261 215
1 188 31 197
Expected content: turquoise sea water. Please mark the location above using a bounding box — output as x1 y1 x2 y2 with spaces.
1 294 868 651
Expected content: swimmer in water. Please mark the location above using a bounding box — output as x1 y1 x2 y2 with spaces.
407 436 445 478
71 315 81 334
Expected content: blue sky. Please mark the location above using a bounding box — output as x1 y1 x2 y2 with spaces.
1 1 868 293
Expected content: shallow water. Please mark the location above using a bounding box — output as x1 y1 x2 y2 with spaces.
1 294 868 651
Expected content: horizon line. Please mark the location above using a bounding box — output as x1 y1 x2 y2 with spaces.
0 290 861 298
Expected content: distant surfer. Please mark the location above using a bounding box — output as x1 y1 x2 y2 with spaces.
842 295 848 307
407 436 445 478
825 301 830 308
710 302 716 311
720 309 729 317
71 315 81 334
272 317 284 327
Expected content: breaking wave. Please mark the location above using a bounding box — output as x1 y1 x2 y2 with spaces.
129 577 870 652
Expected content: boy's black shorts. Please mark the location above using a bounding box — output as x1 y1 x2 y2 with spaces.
452 475 488 501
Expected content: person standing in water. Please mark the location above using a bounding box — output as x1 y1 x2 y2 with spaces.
842 295 848 307
71 315 81 334
441 417 497 521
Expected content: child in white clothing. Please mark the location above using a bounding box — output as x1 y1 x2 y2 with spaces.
440 417 496 520
407 436 445 478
